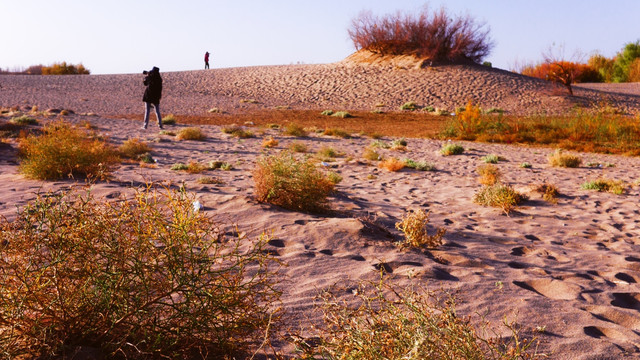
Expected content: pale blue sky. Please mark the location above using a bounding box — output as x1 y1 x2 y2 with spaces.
1 0 638 74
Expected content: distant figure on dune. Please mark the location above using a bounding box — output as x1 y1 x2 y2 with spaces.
204 51 210 69
142 66 163 130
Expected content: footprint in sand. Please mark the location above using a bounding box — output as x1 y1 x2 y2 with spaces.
610 292 640 311
513 279 582 300
585 305 640 330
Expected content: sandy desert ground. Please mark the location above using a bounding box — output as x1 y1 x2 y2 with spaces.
2 59 640 359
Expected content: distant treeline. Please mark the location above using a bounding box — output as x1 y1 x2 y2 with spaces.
0 62 90 75
521 41 640 83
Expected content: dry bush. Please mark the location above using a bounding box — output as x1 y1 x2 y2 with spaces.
253 151 336 212
18 121 119 180
379 157 406 171
331 111 353 119
0 186 280 359
404 158 435 171
533 183 560 203
176 127 206 141
581 178 626 194
474 183 528 214
9 115 38 126
302 279 539 359
222 125 253 138
440 143 464 156
395 209 445 248
288 141 308 153
363 147 382 161
548 149 582 168
316 146 343 161
323 128 351 139
283 123 308 137
348 5 494 63
161 114 177 125
262 136 279 148
118 137 152 159
477 164 501 186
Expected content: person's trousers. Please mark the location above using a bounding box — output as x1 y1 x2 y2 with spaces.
143 102 162 128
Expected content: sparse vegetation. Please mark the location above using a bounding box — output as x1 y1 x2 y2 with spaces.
18 121 118 180
0 187 280 359
253 151 337 212
170 162 189 171
197 176 224 185
176 127 206 141
581 178 626 194
404 158 435 171
440 143 464 156
317 146 343 160
400 101 418 111
395 209 445 249
474 183 528 214
363 147 382 161
41 62 90 75
222 125 253 138
321 110 334 116
548 149 582 168
289 141 308 153
390 137 407 150
323 128 351 139
520 162 532 169
304 279 539 359
161 114 177 125
262 136 279 148
331 111 353 118
534 183 560 203
481 154 503 163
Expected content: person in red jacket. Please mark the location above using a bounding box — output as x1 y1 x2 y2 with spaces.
204 51 210 69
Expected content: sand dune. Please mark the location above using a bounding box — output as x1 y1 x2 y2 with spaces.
1 60 640 358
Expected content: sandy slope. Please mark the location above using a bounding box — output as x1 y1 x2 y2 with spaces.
1 61 640 358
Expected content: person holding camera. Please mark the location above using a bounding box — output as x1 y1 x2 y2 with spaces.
142 66 163 129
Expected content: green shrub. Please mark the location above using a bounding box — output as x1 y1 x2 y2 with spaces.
289 141 308 153
400 101 418 111
474 183 528 214
424 105 435 112
317 146 343 160
485 107 504 114
170 162 189 171
10 115 38 125
440 143 464 156
253 151 336 212
404 158 435 171
363 147 382 161
321 110 334 116
176 127 206 141
520 162 532 168
305 280 538 359
481 154 503 163
18 121 118 180
581 178 626 194
370 139 390 149
548 149 582 168
0 187 280 359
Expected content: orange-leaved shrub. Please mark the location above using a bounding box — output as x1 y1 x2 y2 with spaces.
0 186 281 359
348 5 494 63
18 120 119 180
253 151 336 212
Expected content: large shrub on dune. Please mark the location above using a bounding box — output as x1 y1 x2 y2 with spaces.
348 5 494 63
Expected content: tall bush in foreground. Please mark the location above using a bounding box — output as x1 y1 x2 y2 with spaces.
253 151 336 212
348 5 494 63
0 186 280 359
301 280 540 359
18 120 119 180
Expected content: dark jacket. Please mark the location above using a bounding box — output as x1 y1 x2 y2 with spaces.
143 67 162 104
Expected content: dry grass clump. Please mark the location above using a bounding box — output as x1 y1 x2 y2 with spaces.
379 157 406 172
323 127 351 139
283 123 308 137
477 164 501 186
118 137 152 159
302 280 539 360
395 209 445 249
207 160 233 171
331 111 353 119
581 178 626 194
222 125 254 138
262 136 279 148
390 138 407 151
18 121 118 180
533 183 560 203
253 151 337 212
288 141 308 153
176 127 206 141
363 147 382 161
161 113 177 125
0 186 280 359
481 154 504 164
548 149 582 168
316 146 344 161
400 101 419 111
474 183 528 214
404 158 435 171
197 176 224 185
440 143 464 156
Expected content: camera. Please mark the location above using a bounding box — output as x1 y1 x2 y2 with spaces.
143 70 148 75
